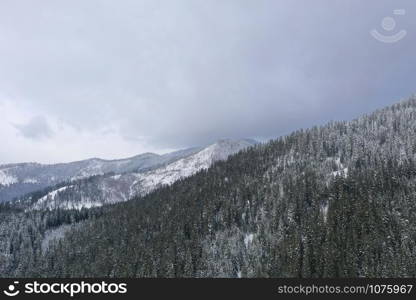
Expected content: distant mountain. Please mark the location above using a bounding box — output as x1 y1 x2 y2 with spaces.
0 147 202 203
24 139 256 210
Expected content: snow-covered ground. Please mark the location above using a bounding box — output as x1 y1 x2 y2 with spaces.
331 167 348 178
244 233 254 248
330 158 349 178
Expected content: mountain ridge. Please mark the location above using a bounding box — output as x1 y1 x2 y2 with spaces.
0 145 208 202
5 139 256 210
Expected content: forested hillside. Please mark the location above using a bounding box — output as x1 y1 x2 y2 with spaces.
2 96 416 277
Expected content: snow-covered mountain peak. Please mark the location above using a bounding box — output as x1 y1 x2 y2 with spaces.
203 138 256 162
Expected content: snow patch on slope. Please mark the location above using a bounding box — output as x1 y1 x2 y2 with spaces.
329 157 349 178
129 139 254 196
244 233 254 248
0 170 18 186
23 178 38 184
321 203 329 223
32 186 73 210
331 168 348 178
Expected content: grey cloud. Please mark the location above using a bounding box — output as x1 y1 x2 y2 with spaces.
0 0 415 162
14 116 54 140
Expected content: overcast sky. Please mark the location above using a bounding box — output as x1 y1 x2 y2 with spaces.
0 0 415 164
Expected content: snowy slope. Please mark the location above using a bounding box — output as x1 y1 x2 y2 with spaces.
27 139 256 210
129 139 255 196
0 148 201 203
0 169 18 187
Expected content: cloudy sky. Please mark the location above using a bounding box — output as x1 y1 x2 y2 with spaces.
0 0 415 164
